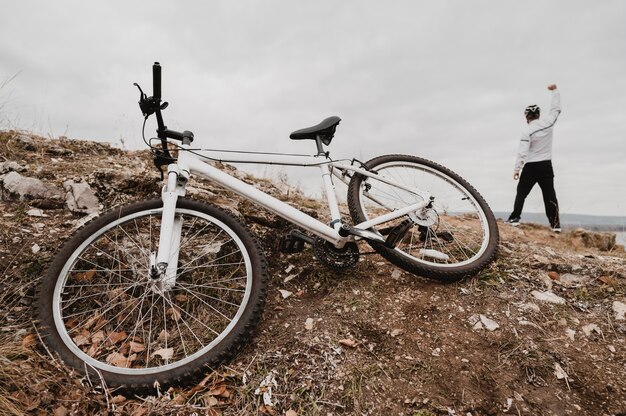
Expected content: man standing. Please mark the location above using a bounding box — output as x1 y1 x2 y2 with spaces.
506 84 562 232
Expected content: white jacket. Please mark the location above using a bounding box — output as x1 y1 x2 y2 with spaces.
514 89 562 173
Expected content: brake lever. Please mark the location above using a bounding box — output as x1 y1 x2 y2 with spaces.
133 83 169 117
133 83 147 101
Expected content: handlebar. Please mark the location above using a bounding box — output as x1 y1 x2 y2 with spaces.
153 62 162 100
133 62 194 145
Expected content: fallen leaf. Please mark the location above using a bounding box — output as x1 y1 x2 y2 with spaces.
21 334 37 348
339 339 358 348
73 334 90 347
175 294 189 302
77 269 96 282
207 383 227 396
106 352 132 368
172 393 187 405
108 331 128 344
83 313 102 330
110 395 126 404
91 330 105 345
259 405 277 415
204 395 219 407
128 341 145 353
598 275 617 286
53 406 68 416
167 307 182 322
131 407 148 416
152 348 174 360
547 271 560 281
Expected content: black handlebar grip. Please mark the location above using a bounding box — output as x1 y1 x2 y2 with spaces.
153 62 162 100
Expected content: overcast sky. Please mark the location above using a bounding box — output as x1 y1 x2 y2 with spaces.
1 1 625 216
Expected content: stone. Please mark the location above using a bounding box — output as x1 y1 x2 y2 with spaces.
1 171 64 208
613 301 626 320
581 323 601 337
531 290 566 305
578 230 616 252
554 362 568 380
14 134 37 151
0 161 27 174
63 179 100 214
46 146 74 156
480 315 500 331
519 302 541 313
556 273 590 288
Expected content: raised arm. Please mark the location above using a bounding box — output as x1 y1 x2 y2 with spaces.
544 84 561 125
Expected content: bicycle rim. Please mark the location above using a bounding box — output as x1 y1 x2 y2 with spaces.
51 206 253 376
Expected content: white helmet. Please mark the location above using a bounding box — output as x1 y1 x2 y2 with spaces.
524 105 540 117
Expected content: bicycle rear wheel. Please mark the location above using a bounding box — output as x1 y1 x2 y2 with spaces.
347 154 498 282
38 198 268 388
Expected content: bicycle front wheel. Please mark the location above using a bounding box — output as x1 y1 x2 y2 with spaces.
38 199 268 388
347 154 498 282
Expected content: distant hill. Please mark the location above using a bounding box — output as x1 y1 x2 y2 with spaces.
494 211 626 231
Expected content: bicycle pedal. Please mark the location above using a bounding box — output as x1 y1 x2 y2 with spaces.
278 230 314 254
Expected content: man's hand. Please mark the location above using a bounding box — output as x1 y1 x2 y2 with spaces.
513 172 520 180
547 84 557 91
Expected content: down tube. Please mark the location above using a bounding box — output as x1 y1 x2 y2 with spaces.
184 155 341 244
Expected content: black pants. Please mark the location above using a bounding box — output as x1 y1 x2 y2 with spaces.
510 160 560 228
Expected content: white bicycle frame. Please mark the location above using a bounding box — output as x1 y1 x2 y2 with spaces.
154 142 432 286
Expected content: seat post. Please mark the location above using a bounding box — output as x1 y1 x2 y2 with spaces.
315 135 325 156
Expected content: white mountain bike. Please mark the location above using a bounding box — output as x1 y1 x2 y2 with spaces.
38 63 499 388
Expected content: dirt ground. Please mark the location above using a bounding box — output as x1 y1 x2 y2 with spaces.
1 132 625 416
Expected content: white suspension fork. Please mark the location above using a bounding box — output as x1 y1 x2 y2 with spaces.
155 164 188 289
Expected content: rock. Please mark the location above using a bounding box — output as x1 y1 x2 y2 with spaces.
480 315 500 331
556 273 590 288
46 146 74 156
613 301 626 320
13 134 37 151
468 314 499 331
544 247 557 256
533 254 550 264
1 171 64 208
531 290 566 305
581 323 601 337
554 362 569 380
577 230 616 252
390 329 404 337
0 161 27 174
64 179 100 214
26 208 47 217
278 289 292 299
519 302 540 313
304 318 314 330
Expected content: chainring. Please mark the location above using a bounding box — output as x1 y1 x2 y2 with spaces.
313 238 360 270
